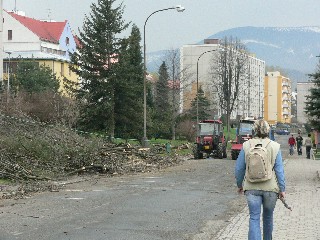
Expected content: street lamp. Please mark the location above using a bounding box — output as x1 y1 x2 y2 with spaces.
142 5 185 146
5 51 12 103
196 49 218 123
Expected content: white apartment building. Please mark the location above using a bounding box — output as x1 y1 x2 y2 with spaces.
180 39 265 120
264 71 292 124
180 40 220 117
237 55 265 119
296 82 314 124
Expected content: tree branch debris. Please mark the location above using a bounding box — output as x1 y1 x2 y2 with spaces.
0 115 187 199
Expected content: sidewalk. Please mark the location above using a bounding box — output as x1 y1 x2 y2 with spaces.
216 154 320 240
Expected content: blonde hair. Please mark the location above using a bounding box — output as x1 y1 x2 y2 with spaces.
253 119 270 138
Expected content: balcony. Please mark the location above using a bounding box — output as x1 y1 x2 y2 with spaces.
282 82 290 87
282 111 290 115
282 104 289 108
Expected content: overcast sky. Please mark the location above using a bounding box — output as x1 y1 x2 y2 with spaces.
4 0 320 52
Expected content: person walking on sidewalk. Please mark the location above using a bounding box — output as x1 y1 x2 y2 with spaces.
235 119 286 240
288 134 296 155
304 133 312 159
296 133 303 155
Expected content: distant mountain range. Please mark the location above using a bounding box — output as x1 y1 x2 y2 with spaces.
147 26 320 88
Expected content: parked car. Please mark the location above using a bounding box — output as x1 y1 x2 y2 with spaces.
275 128 290 135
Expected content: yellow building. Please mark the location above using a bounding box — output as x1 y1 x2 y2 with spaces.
264 71 292 124
3 52 78 95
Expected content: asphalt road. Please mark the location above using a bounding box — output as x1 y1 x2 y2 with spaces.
0 156 244 240
0 134 290 240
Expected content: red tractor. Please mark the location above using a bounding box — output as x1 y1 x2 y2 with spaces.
231 118 256 160
193 120 227 159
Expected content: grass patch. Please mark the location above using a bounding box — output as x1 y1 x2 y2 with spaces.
225 128 237 150
0 179 11 184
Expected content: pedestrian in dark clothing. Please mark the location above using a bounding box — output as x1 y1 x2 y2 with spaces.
296 134 303 155
304 133 312 159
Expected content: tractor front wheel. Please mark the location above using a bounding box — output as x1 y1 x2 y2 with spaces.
223 146 227 158
193 145 203 159
231 150 239 160
194 150 203 159
216 143 223 159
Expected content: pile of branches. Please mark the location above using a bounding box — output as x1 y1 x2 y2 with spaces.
0 114 185 197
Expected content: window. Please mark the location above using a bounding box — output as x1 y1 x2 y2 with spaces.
8 30 12 40
65 37 69 45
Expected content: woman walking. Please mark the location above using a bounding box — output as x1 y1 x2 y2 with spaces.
235 119 286 240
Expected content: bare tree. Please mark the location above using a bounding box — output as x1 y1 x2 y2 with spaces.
164 49 194 140
209 37 249 140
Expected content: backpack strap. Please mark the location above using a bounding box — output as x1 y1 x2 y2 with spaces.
249 139 255 148
262 139 274 170
262 139 271 148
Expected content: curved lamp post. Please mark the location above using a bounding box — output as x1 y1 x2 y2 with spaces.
143 5 185 146
196 49 218 123
5 51 12 103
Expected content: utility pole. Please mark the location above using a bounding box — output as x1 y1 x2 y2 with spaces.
0 0 3 86
171 53 176 140
258 64 261 118
247 64 251 117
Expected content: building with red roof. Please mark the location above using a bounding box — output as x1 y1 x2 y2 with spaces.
2 10 79 94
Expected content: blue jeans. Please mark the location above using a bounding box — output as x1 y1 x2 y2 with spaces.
289 145 294 155
245 190 278 240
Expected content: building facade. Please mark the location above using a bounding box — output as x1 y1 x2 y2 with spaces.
236 55 265 119
296 82 314 124
180 41 220 117
180 40 265 120
264 71 292 124
2 10 79 93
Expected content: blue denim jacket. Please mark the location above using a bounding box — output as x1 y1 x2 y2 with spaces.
235 149 286 192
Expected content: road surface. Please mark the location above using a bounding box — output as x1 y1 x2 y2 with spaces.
0 134 290 240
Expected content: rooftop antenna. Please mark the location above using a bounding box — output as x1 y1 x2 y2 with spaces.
14 0 17 12
47 8 51 21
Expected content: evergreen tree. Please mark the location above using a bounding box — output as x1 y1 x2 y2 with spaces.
305 71 320 130
12 60 62 122
114 24 144 140
152 61 172 138
13 60 59 93
190 86 211 121
69 0 129 135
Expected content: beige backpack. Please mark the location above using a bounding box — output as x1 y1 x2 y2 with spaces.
245 139 272 183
